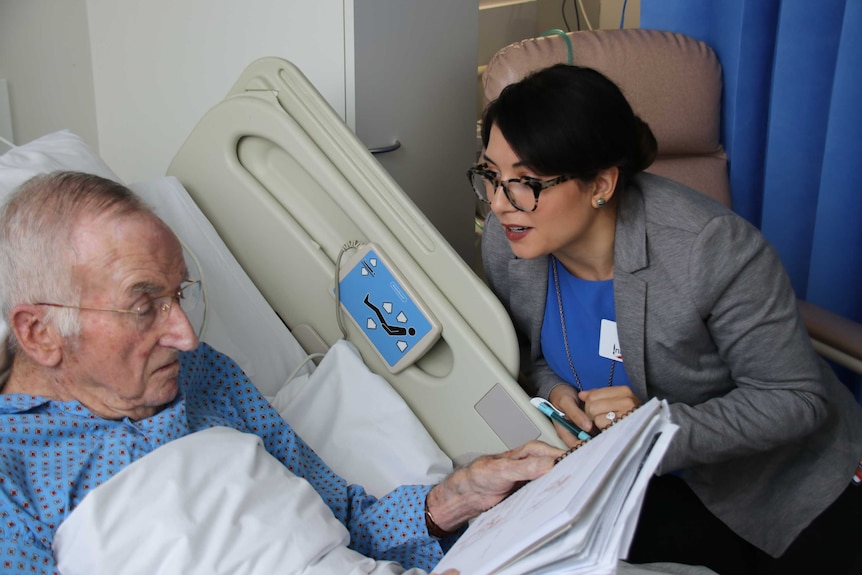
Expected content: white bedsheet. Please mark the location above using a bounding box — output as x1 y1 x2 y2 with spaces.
53 426 428 575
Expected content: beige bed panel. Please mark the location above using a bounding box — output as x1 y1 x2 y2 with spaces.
167 57 564 462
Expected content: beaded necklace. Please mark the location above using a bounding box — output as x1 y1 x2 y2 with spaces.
551 256 616 392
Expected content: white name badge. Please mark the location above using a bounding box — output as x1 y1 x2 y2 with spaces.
599 319 623 362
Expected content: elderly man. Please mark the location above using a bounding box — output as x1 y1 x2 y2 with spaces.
0 171 562 574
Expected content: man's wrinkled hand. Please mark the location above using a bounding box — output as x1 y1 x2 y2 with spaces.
425 440 563 533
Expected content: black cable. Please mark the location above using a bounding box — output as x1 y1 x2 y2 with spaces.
561 0 571 32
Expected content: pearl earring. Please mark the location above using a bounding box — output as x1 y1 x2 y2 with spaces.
596 198 607 207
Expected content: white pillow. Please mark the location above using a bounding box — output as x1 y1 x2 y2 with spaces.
0 130 121 189
271 340 452 498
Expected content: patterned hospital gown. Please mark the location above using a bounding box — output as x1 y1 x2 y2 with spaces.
0 342 444 574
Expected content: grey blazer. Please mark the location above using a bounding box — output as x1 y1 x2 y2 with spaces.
482 172 862 557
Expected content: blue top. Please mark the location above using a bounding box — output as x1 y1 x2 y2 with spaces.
541 260 630 391
0 342 442 574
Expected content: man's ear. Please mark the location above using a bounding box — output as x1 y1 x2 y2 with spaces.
9 304 64 367
591 166 620 207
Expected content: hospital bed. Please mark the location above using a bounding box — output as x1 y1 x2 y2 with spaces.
0 57 562 462
0 58 715 575
164 56 563 463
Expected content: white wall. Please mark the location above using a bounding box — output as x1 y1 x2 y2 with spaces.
0 0 98 150
86 0 347 184
0 1 352 183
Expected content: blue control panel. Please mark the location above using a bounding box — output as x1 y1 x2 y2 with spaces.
336 244 441 372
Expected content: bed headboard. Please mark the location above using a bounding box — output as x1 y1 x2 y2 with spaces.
167 57 563 462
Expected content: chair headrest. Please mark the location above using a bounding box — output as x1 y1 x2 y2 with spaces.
483 29 723 157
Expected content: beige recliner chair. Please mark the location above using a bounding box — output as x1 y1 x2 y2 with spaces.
480 28 862 376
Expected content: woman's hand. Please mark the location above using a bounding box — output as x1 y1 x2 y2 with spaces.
579 386 642 431
548 385 591 447
548 384 642 441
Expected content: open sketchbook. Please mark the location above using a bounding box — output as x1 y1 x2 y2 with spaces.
435 397 677 575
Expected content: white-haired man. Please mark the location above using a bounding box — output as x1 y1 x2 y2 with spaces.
0 171 562 574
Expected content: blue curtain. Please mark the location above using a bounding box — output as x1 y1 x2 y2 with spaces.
641 0 862 397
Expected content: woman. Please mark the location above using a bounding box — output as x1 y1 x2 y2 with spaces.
475 63 862 574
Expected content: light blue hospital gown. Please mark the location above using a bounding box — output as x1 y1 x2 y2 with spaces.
0 342 444 574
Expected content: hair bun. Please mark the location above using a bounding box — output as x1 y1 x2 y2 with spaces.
632 116 658 173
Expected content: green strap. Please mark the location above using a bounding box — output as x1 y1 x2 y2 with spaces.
540 29 573 65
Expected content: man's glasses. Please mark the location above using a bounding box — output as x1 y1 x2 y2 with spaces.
35 279 202 333
467 163 574 212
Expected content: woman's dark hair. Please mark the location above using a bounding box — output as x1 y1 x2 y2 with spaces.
481 64 657 190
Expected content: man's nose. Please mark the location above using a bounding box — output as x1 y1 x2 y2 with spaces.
162 301 199 351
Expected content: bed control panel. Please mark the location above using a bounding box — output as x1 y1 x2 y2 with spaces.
336 243 442 373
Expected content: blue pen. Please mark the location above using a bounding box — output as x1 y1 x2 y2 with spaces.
530 397 593 441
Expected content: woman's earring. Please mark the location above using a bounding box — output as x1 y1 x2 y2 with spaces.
596 198 607 207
